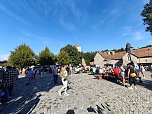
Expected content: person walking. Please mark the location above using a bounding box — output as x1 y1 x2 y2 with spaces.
53 65 58 85
58 65 69 96
26 68 33 85
140 64 145 78
2 66 16 98
128 62 137 89
134 63 143 83
120 64 125 86
66 65 72 89
69 64 72 76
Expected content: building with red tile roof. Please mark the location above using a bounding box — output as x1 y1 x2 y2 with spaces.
94 47 152 67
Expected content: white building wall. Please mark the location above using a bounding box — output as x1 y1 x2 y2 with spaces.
94 53 104 67
94 52 152 67
122 53 138 65
138 57 152 64
75 45 81 52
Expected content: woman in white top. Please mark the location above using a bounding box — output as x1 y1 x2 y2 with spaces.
58 65 69 96
120 64 125 86
140 65 145 78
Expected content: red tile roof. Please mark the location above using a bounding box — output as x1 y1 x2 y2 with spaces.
98 52 109 58
98 47 152 60
99 52 126 60
108 51 126 60
133 47 152 58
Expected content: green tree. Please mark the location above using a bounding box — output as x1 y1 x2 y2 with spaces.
61 44 82 65
141 0 152 34
57 50 71 65
9 44 35 68
82 52 96 65
38 47 54 65
111 48 125 52
54 55 58 64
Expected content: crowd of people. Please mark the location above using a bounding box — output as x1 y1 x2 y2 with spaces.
0 64 73 103
0 62 151 103
90 61 149 89
21 65 55 85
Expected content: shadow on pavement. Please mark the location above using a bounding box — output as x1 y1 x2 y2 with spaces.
87 106 97 113
66 109 75 114
138 79 152 91
0 74 62 114
15 94 41 114
87 104 111 114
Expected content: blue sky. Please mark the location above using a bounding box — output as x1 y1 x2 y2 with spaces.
0 0 151 60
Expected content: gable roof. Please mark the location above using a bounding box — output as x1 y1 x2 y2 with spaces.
98 52 109 58
98 47 152 60
99 52 126 60
108 51 126 60
133 47 152 57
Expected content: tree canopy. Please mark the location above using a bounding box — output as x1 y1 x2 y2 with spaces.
82 52 96 65
61 44 82 65
8 44 35 68
141 0 152 34
111 48 125 53
38 47 54 65
57 50 71 65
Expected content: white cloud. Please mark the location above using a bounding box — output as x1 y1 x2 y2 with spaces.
110 9 119 16
19 30 55 47
65 0 81 19
99 9 119 24
21 31 41 40
142 0 149 4
147 39 152 44
122 26 132 36
0 3 28 24
123 26 132 31
133 32 145 41
59 16 76 31
0 54 9 61
57 0 91 31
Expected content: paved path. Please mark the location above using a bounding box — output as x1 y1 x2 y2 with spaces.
0 72 152 114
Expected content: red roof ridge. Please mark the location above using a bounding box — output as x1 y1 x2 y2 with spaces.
97 47 152 59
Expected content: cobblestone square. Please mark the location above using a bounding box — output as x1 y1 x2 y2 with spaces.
0 72 152 114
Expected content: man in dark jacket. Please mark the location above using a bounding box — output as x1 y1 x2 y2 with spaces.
2 66 16 97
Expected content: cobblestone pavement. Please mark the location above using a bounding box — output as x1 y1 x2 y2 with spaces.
0 72 152 114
